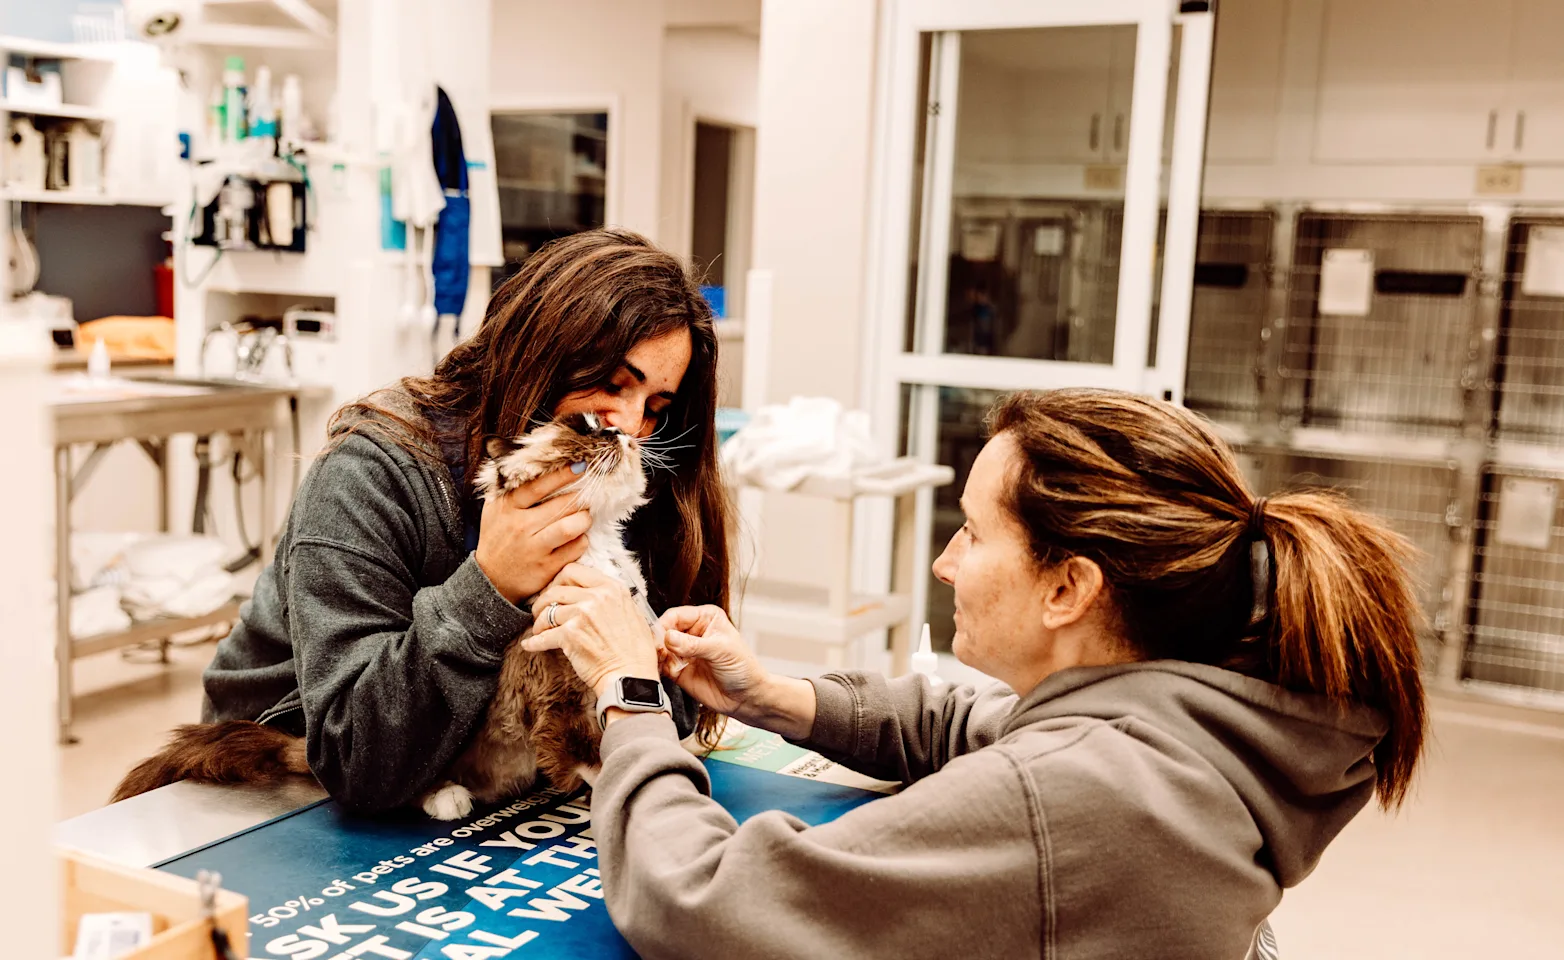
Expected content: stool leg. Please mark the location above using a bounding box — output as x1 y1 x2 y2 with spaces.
55 445 78 745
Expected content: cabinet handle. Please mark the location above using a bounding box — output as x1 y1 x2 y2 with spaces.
1114 114 1125 153
1516 110 1527 151
1487 109 1498 149
1090 114 1101 151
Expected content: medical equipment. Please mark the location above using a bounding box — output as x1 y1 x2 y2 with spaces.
911 624 941 681
192 173 306 252
127 0 334 49
5 117 47 191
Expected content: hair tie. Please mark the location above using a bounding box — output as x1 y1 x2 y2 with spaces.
1247 497 1271 626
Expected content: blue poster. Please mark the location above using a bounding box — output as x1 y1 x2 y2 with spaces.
156 759 878 959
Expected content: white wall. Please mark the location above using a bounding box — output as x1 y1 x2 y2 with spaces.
490 0 669 240
0 333 58 957
751 0 879 405
746 0 882 657
659 27 761 261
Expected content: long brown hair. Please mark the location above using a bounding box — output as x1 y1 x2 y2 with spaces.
335 230 731 723
988 389 1426 809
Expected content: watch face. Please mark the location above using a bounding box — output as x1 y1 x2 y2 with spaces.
620 677 664 708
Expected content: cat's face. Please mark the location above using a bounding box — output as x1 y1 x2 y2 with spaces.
475 412 649 522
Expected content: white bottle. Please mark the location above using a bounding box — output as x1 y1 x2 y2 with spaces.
249 65 277 152
4 117 46 190
279 74 303 149
911 623 942 682
64 124 102 194
87 337 111 380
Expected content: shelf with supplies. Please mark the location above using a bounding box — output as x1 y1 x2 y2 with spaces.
0 34 118 62
732 458 955 673
0 98 108 122
0 188 168 207
57 847 248 960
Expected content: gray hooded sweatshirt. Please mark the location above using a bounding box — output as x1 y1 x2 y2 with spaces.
199 389 699 810
591 660 1387 959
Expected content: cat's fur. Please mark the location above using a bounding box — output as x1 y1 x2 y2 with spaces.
418 411 651 819
111 412 652 820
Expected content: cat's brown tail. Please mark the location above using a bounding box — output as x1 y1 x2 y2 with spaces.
110 720 312 803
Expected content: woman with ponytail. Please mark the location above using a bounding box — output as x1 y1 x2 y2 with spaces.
526 388 1426 960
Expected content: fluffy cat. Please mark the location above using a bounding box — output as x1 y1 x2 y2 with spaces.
420 411 654 819
112 412 657 820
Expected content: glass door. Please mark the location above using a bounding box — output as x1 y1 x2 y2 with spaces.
864 0 1216 661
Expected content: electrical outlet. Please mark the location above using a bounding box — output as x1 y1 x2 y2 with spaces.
1476 164 1524 195
1084 165 1125 191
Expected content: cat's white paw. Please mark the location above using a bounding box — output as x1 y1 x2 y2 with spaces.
574 764 601 788
422 782 474 820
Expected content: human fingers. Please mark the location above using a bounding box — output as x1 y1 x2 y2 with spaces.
537 509 592 551
659 605 727 636
529 584 590 625
662 627 737 663
519 629 566 654
552 531 591 565
510 465 582 507
549 562 615 590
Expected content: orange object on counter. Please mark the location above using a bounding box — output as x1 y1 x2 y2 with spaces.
75 316 176 361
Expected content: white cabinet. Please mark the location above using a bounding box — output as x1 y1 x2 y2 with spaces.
955 24 1131 168
1313 0 1564 165
1509 0 1564 162
1314 0 1514 164
1203 0 1287 163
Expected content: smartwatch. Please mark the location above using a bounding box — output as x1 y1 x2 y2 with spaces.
596 676 672 730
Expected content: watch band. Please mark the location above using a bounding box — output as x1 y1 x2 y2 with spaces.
596 676 672 731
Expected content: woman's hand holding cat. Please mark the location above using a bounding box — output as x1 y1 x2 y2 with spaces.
475 468 593 604
523 564 660 695
659 606 818 742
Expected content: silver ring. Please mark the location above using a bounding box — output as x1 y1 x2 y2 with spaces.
545 602 560 628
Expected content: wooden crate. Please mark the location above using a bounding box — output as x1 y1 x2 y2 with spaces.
60 848 247 960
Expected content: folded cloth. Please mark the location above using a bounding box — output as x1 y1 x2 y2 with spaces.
121 569 235 621
71 585 131 639
122 535 228 584
70 531 146 592
720 397 880 491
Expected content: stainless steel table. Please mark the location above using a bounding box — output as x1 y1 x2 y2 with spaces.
56 779 328 868
51 375 311 744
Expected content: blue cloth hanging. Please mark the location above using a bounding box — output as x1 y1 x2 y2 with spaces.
431 87 471 327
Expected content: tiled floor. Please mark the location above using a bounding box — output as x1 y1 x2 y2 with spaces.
59 647 1564 957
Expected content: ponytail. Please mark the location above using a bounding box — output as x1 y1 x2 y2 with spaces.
1262 493 1426 809
989 389 1428 810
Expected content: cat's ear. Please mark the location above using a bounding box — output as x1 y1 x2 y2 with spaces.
484 435 523 461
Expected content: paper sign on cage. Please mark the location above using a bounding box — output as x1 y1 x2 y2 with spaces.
1521 226 1564 298
1318 249 1375 317
1495 477 1557 551
960 222 1002 262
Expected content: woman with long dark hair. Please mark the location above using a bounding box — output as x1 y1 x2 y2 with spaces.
195 228 729 811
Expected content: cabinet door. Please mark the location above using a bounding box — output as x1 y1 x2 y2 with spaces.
1204 0 1287 163
956 25 1119 167
1313 0 1513 164
1510 0 1564 163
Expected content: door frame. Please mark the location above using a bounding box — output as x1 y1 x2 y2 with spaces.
854 0 1217 671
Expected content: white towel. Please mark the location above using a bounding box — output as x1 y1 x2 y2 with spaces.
720 397 881 491
71 585 132 639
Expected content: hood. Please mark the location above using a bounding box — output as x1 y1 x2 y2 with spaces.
1004 660 1387 888
328 386 465 543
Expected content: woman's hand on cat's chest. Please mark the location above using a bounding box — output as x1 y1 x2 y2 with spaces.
523 563 661 695
474 468 593 603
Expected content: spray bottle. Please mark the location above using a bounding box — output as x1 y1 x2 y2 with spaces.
222 56 248 143
249 65 278 154
911 623 942 682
